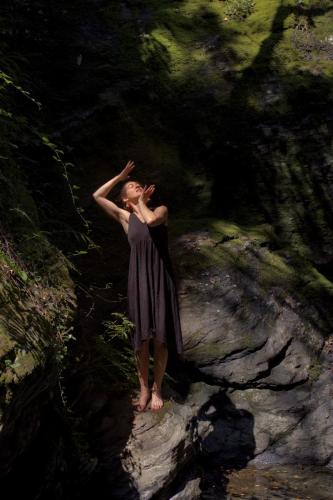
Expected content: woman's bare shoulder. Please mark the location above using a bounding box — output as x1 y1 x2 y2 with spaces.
151 205 168 226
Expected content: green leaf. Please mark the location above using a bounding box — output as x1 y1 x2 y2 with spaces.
19 271 28 281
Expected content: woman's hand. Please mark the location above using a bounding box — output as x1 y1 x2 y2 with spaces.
118 160 135 181
138 184 155 204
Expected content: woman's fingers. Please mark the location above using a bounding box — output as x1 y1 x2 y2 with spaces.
145 187 155 196
125 160 135 172
139 184 155 202
123 162 135 179
146 185 155 191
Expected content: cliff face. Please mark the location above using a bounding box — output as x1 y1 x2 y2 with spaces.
7 0 332 258
0 6 80 493
0 161 78 493
1 0 333 497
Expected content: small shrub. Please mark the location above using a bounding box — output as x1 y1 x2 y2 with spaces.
290 26 333 61
72 312 138 393
224 0 256 20
102 312 135 342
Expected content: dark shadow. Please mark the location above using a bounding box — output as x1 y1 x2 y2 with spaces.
75 389 141 500
57 286 141 499
198 390 256 497
148 389 255 499
0 362 90 500
200 1 333 263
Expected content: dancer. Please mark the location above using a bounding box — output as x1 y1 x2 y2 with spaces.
92 160 184 412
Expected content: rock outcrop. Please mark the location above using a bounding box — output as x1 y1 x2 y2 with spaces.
175 224 333 467
78 223 333 499
86 382 220 499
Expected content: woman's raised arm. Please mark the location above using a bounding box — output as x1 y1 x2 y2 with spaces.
92 160 135 222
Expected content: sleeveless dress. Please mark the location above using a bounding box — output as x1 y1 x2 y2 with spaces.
127 209 184 360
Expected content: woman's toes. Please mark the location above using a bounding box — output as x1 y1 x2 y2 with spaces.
150 389 164 411
132 389 150 412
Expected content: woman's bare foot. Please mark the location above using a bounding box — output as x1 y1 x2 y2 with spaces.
150 388 164 411
132 387 151 412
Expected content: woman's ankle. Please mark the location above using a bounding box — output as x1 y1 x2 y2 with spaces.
151 385 162 393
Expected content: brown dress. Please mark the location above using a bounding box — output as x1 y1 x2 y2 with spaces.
127 209 184 360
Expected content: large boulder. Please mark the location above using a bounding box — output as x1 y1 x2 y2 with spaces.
171 223 328 388
166 220 333 468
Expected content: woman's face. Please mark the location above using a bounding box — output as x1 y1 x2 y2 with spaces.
124 181 143 203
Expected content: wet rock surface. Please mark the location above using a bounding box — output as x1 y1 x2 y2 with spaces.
217 463 333 500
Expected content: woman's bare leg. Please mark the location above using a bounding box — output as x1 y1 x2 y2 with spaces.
151 339 168 410
133 339 151 411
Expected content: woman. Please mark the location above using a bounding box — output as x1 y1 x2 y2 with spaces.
92 160 184 412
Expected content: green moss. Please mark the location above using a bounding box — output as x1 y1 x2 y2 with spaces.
171 214 333 338
308 358 324 384
12 350 39 380
151 398 173 423
96 0 333 263
0 322 16 357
